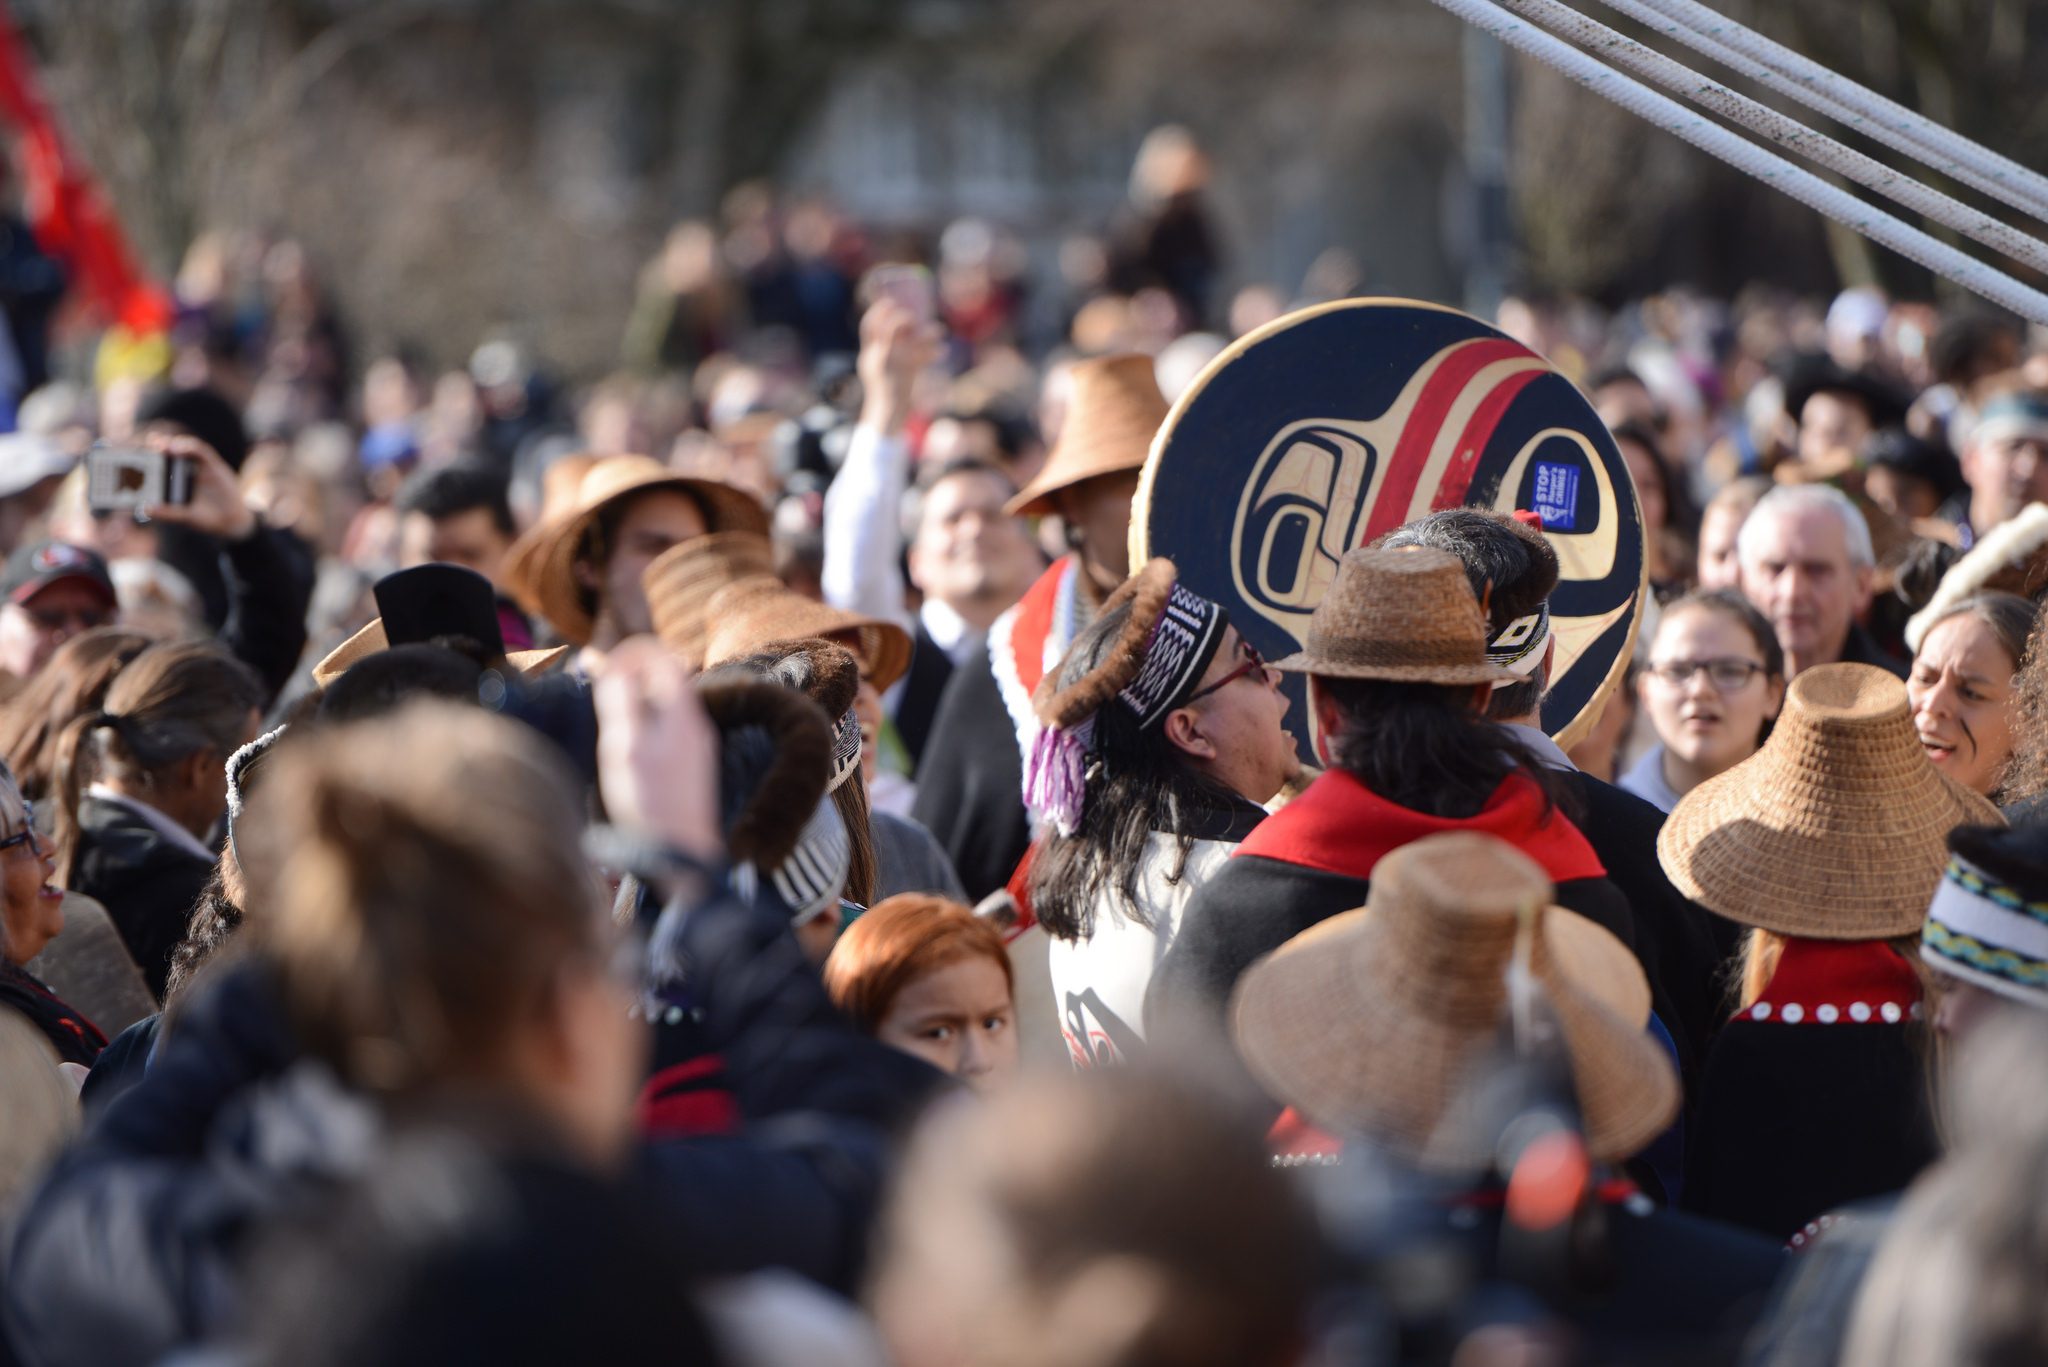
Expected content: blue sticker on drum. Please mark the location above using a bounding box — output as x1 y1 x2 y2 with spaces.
1133 298 1646 753
1533 462 1579 531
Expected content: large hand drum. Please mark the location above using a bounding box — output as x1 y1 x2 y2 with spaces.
1131 299 1645 753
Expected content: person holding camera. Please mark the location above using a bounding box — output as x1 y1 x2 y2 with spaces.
54 432 311 708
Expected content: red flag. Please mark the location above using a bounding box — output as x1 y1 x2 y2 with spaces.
0 4 170 334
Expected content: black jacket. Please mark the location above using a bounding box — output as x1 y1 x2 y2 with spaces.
911 644 1031 903
1683 940 1937 1242
1147 850 1636 1035
1558 771 1741 1090
1685 1015 1935 1243
1838 623 1908 680
893 620 956 771
1453 1184 1785 1362
68 796 213 1002
4 886 937 1367
154 523 314 705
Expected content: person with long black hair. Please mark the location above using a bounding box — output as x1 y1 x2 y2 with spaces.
1024 559 1297 1067
1148 547 1634 1044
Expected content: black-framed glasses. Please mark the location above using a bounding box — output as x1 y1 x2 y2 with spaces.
1647 657 1767 692
1185 638 1270 706
0 802 44 858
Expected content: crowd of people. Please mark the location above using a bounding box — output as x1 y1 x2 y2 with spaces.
1 134 2048 1364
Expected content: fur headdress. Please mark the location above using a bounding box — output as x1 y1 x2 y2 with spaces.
1023 558 1230 835
696 680 849 920
1906 502 2048 654
700 639 864 794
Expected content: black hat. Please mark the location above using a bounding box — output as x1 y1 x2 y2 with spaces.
1780 354 1910 432
136 386 250 471
373 563 506 656
1864 428 1966 502
0 541 116 608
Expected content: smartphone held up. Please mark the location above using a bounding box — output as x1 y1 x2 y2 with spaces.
85 446 195 516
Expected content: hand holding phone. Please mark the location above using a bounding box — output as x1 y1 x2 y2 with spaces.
86 447 194 515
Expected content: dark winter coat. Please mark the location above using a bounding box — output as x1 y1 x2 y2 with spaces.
911 644 1031 903
1148 769 1632 1038
1684 938 1937 1242
67 796 212 1002
3 888 939 1367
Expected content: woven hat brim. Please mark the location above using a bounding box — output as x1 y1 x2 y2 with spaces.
504 471 769 646
1005 448 1150 518
311 618 570 688
1269 649 1519 687
704 607 914 694
1231 906 1675 1168
1657 753 2003 939
642 532 777 664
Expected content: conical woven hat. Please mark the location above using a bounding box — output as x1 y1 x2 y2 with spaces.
1232 832 1678 1170
1269 545 1519 686
643 531 777 665
700 576 913 692
502 454 768 646
1658 663 2004 939
1005 354 1168 517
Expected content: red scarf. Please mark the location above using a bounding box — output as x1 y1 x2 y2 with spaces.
1002 554 1074 698
1737 937 1922 1027
1234 768 1605 885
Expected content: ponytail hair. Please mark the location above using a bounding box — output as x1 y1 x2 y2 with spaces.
0 627 152 805
243 702 601 1095
51 641 263 884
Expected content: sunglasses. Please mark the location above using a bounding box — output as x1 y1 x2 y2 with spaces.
1184 637 1270 706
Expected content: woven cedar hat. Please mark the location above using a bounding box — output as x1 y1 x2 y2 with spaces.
1005 354 1168 517
1269 546 1520 686
312 564 568 687
642 531 777 665
699 575 913 693
1232 832 1678 1170
502 453 768 647
1658 663 2004 939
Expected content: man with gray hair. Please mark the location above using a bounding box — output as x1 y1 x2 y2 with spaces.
1737 483 1903 679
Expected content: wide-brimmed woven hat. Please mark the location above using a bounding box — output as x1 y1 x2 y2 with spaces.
312 564 568 687
1658 663 2003 939
642 531 777 665
503 453 768 647
1232 832 1678 1170
1005 354 1168 517
1269 546 1520 686
699 575 913 692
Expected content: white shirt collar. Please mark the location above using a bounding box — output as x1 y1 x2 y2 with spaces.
87 784 217 863
919 598 979 664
